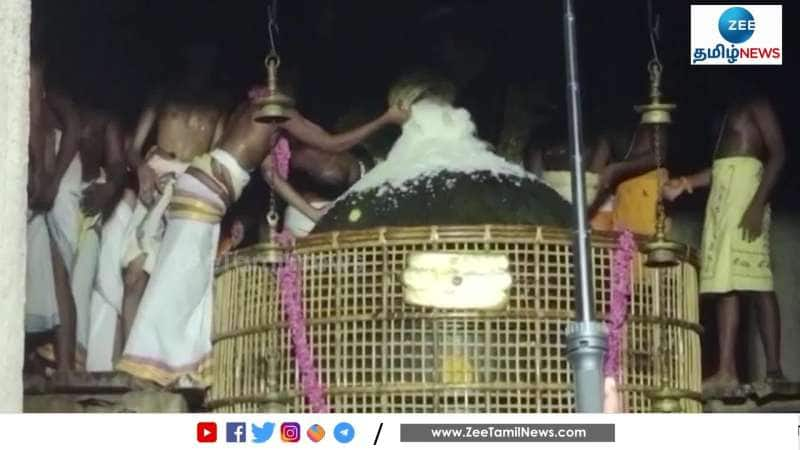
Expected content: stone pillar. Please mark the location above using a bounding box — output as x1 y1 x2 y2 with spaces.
0 0 30 413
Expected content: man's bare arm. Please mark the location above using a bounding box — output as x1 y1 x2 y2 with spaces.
104 120 127 191
43 92 80 194
127 93 160 169
589 136 611 174
262 157 324 222
278 108 399 154
750 98 786 207
211 113 227 149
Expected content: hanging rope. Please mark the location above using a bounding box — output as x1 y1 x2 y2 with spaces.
267 0 280 56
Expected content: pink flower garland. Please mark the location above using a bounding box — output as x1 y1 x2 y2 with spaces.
271 136 330 413
604 229 636 379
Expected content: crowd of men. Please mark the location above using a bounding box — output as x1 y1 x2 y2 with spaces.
25 37 407 387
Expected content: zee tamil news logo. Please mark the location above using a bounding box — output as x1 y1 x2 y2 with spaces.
690 5 782 65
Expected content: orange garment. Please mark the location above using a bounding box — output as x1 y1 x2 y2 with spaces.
612 169 668 236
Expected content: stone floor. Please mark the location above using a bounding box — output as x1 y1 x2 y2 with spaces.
703 380 800 413
23 372 205 413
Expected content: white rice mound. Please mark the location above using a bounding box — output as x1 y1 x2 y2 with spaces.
342 100 537 199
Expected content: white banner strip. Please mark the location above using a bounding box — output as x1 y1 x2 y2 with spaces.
0 413 797 449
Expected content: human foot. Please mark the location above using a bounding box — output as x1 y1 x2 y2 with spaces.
702 372 742 399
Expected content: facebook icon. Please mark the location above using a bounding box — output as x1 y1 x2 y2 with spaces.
226 422 246 443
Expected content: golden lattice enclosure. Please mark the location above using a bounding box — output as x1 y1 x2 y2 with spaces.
208 225 701 413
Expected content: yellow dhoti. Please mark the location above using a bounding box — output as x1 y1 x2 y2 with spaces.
117 149 250 386
612 169 667 236
700 157 772 294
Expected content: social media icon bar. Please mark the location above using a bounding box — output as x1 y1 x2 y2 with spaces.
226 422 247 443
281 422 301 443
252 421 276 443
333 422 355 444
307 424 326 443
197 422 217 443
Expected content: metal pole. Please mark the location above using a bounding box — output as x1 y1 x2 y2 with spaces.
562 0 607 413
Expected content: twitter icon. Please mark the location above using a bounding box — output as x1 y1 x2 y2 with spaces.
252 422 276 443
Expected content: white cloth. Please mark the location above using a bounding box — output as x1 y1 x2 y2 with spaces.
85 198 134 371
26 129 64 333
45 151 82 275
284 201 331 238
122 152 189 274
25 212 58 333
118 149 250 385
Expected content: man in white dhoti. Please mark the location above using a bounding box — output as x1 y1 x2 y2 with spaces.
117 87 407 386
26 44 82 372
62 107 128 370
108 44 230 361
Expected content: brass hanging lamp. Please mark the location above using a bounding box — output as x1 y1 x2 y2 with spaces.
253 52 296 123
635 59 681 268
252 0 295 123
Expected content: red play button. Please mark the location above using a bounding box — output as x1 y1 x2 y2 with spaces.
197 422 218 443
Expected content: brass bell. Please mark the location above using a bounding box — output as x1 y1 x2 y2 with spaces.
642 202 682 268
253 210 285 264
253 53 295 123
633 60 676 125
635 59 681 268
648 385 684 413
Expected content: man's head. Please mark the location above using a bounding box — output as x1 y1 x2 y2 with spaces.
221 214 257 250
387 70 457 111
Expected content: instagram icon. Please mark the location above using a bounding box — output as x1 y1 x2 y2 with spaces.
281 422 301 443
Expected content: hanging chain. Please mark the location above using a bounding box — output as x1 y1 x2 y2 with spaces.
267 0 280 57
265 0 281 232
647 0 661 67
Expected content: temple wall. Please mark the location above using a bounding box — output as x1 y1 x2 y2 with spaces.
671 210 800 382
0 0 30 413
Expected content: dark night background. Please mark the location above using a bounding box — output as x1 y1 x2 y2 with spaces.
36 0 798 210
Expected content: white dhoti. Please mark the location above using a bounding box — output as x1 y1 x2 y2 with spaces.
284 200 331 238
45 155 82 274
122 151 189 274
84 196 134 371
118 149 250 385
25 212 59 333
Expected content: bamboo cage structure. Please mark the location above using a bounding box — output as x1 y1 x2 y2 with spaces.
208 225 701 413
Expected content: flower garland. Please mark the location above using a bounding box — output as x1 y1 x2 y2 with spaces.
604 229 636 379
271 136 329 413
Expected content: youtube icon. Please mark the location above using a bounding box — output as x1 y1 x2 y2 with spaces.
197 422 218 443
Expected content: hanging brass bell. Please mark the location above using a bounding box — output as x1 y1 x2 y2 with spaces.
253 53 295 123
634 60 676 125
642 202 682 268
648 385 685 413
251 210 285 264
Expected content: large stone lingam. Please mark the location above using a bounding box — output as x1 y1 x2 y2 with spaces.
314 100 571 232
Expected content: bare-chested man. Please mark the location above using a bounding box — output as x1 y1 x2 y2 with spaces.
25 39 80 374
664 96 786 396
594 123 669 236
123 43 228 340
117 87 407 386
70 105 127 369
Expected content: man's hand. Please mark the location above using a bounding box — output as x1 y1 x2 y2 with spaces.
740 201 765 242
384 105 411 125
137 164 159 207
662 179 686 202
30 181 59 212
309 203 330 223
80 182 116 216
